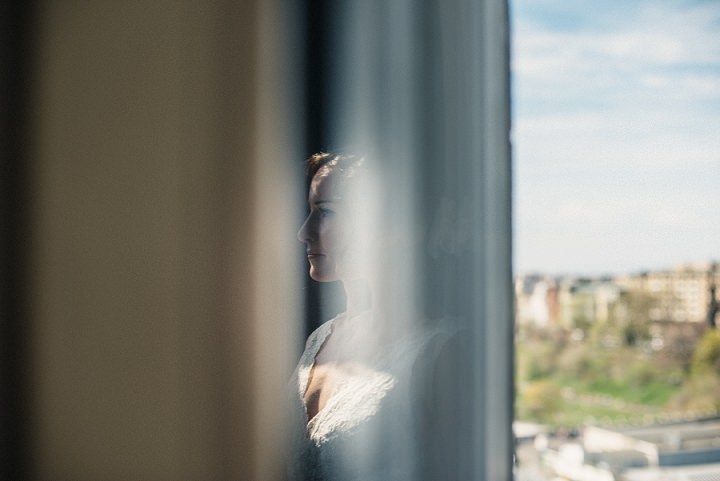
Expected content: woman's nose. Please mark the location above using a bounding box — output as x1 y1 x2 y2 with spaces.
297 215 311 242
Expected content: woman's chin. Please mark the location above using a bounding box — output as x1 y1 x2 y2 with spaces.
309 269 338 283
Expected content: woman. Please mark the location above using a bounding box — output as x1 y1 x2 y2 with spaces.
288 153 471 481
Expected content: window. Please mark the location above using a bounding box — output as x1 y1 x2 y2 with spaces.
8 1 513 480
513 2 720 479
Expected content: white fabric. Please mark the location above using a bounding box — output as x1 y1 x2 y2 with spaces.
288 312 456 481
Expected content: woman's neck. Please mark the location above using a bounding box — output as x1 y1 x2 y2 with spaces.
342 278 372 319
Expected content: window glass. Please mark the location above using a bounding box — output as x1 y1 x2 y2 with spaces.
512 1 720 479
292 1 513 479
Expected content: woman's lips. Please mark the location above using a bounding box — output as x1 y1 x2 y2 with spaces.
307 252 325 259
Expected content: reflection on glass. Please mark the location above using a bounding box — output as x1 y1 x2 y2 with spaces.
286 0 513 479
288 153 471 480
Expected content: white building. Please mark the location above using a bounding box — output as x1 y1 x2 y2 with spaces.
515 261 719 329
540 418 720 481
615 263 719 324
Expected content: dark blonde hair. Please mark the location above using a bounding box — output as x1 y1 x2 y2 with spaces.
305 152 366 179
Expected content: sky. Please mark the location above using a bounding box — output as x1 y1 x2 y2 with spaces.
511 0 720 276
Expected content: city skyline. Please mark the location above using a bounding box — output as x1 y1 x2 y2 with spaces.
512 0 720 276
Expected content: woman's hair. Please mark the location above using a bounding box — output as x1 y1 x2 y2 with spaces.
305 152 366 179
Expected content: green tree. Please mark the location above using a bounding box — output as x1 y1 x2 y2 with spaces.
612 290 656 346
691 329 720 377
519 380 564 423
656 322 704 374
668 329 720 413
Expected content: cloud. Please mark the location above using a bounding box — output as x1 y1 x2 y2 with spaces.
512 0 720 274
514 179 720 274
512 2 720 100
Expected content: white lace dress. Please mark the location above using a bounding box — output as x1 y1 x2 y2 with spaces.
287 313 458 481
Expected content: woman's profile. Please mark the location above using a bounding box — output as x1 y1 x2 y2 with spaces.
288 152 471 481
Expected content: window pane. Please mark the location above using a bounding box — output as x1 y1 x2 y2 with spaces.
292 1 513 479
513 1 720 480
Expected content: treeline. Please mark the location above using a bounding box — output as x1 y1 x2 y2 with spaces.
516 316 720 427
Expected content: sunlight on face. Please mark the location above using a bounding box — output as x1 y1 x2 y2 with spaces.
297 166 368 283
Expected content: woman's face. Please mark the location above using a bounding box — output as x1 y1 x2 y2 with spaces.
297 166 360 283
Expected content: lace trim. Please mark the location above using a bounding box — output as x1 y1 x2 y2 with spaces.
296 314 453 447
308 367 397 445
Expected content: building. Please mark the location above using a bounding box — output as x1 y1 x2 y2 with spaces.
516 261 720 329
622 462 720 481
515 275 557 327
616 263 720 325
515 275 625 329
540 417 720 481
584 418 720 468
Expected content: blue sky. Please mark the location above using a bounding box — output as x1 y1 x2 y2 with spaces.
511 0 720 275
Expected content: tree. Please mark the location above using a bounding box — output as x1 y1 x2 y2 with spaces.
611 290 657 346
691 329 720 377
519 380 564 423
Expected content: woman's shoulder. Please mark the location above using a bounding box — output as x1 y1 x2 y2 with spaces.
379 318 464 376
409 318 471 381
300 313 344 359
304 319 332 346
415 317 465 353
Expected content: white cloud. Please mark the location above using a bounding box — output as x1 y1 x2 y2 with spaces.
512 0 720 274
514 181 720 274
515 109 720 170
513 2 720 102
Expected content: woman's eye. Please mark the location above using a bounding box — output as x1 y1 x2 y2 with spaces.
319 207 335 217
